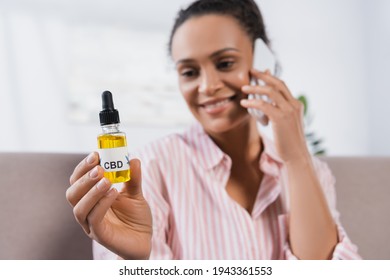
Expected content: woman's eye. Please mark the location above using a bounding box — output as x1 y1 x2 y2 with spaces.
217 60 234 70
180 69 198 78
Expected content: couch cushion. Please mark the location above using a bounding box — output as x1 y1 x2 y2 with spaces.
0 153 91 260
322 157 390 260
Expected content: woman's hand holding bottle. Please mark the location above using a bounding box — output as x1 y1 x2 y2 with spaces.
66 152 152 259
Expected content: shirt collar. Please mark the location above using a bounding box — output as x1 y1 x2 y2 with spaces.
257 130 284 178
188 122 226 170
187 122 284 172
259 131 284 165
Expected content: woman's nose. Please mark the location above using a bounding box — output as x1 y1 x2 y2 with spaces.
198 68 223 96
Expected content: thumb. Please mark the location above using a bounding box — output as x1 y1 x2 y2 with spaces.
122 158 143 198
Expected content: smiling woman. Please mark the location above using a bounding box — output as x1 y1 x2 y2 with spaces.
66 0 361 260
171 14 253 134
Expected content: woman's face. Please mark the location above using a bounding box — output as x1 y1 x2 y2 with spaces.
171 14 254 134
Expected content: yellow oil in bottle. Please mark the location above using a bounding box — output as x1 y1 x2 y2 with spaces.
98 133 131 184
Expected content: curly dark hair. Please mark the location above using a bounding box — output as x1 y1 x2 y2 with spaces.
168 0 269 55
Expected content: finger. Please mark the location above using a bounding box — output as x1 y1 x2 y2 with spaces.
250 69 295 102
72 177 112 234
87 188 119 235
70 152 100 185
242 85 290 110
241 98 282 121
66 165 104 207
121 158 143 198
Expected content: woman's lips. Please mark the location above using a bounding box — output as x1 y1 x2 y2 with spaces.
199 95 237 115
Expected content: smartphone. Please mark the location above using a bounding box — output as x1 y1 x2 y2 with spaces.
247 38 278 126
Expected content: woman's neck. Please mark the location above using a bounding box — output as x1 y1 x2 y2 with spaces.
207 118 262 165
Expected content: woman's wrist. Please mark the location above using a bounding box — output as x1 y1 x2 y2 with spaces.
283 149 312 167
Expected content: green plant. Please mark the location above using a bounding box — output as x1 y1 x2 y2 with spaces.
297 94 326 156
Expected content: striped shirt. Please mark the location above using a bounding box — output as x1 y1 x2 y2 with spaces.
93 122 361 260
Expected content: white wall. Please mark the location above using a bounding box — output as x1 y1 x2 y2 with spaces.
259 0 370 155
364 0 390 156
0 0 388 155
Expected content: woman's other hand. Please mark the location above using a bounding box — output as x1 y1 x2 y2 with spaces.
241 69 311 163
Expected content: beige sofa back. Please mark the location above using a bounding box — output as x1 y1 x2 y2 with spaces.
321 157 390 260
0 153 90 260
0 153 389 259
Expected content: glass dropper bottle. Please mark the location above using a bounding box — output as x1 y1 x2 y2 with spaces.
97 91 130 184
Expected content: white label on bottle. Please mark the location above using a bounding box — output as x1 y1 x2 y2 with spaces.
98 147 129 172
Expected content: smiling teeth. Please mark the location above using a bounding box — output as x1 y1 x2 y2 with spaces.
204 99 230 109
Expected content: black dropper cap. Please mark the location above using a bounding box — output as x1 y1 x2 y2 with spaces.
99 91 120 125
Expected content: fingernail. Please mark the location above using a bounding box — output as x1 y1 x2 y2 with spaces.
242 85 251 91
106 188 117 197
86 153 96 164
96 178 109 191
90 166 99 178
241 99 250 106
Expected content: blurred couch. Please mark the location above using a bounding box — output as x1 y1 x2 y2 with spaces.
0 153 389 259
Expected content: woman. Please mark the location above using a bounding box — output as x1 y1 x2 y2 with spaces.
66 0 360 260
